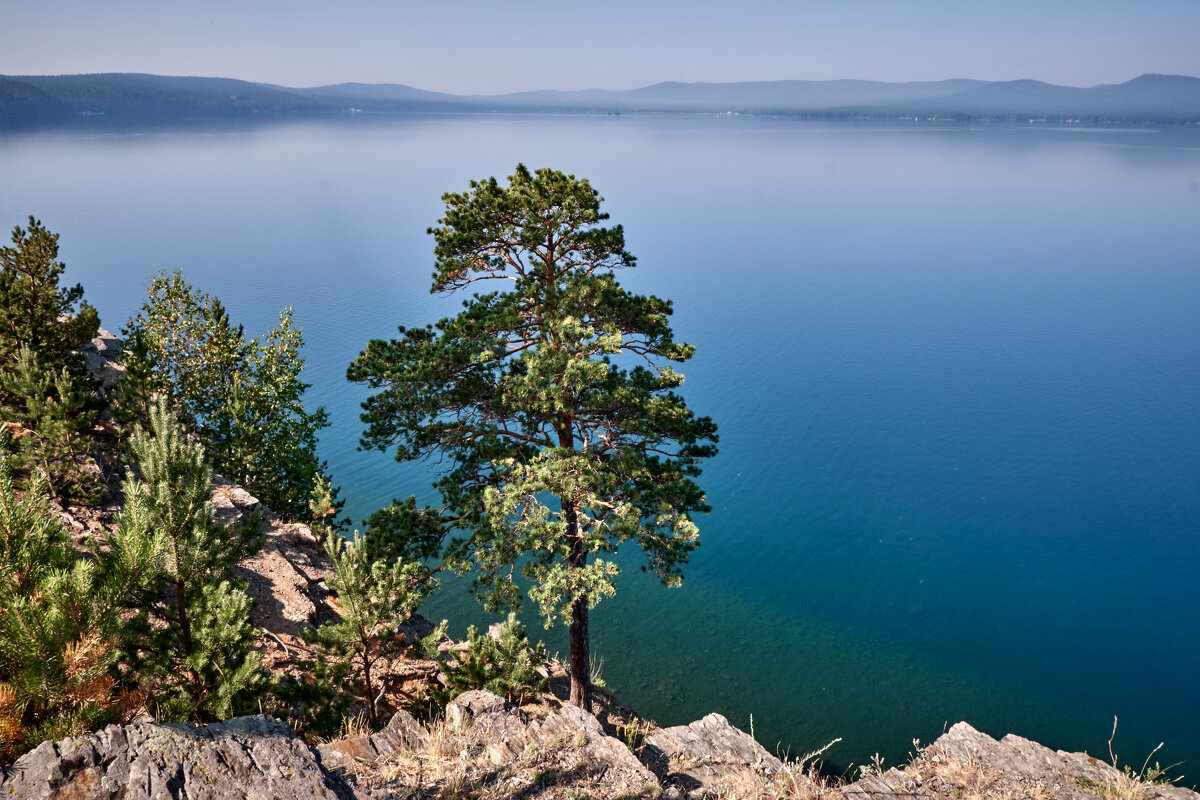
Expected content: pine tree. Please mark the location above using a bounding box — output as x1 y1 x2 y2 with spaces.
111 398 266 721
434 613 549 707
0 345 100 503
0 216 99 382
348 165 718 710
0 218 102 503
307 530 435 729
0 450 126 760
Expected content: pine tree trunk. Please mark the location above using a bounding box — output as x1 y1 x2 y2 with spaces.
175 579 193 655
362 648 376 728
568 589 592 711
565 502 592 711
557 413 593 712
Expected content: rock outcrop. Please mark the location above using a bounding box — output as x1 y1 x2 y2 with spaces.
215 476 337 659
4 704 1197 800
316 708 431 773
843 721 1197 800
642 712 783 796
320 689 660 799
83 328 126 393
0 715 345 800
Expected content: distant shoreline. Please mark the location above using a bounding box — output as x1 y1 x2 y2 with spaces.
2 108 1197 135
3 72 1199 126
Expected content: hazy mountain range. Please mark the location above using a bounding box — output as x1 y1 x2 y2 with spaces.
2 72 1199 124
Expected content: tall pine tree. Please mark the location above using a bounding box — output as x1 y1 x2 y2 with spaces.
349 165 717 710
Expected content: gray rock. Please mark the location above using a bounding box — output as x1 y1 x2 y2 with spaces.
396 614 438 645
441 690 659 793
642 712 782 794
83 327 126 393
317 710 429 772
0 715 344 800
444 688 511 729
529 701 655 782
843 721 1200 800
843 766 930 800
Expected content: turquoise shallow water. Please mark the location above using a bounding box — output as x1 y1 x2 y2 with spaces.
2 114 1198 770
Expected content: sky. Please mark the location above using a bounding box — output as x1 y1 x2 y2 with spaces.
2 0 1197 94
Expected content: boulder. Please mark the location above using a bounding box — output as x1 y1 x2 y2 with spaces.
642 712 782 795
330 690 660 798
528 701 656 785
444 688 511 729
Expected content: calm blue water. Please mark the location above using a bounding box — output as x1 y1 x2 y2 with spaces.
2 114 1198 771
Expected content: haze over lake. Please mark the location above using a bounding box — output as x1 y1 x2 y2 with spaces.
2 113 1197 770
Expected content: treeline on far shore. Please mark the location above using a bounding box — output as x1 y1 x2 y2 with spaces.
3 72 1200 125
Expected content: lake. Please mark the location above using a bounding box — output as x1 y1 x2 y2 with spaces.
2 113 1198 772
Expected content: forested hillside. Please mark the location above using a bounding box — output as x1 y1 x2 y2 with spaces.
2 72 1199 123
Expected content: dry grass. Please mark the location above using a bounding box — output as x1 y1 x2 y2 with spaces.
351 714 658 800
339 710 374 741
1087 716 1185 800
676 758 845 800
656 736 849 800
0 682 22 761
356 717 482 797
900 737 1060 800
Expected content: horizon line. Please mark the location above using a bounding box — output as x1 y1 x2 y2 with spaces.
4 70 1199 97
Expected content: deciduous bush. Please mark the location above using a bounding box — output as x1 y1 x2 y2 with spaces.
118 270 331 520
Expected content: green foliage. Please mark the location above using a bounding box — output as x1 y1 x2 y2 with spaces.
348 165 717 707
0 345 101 503
251 474 357 740
306 529 435 729
117 270 332 520
0 449 132 761
0 218 102 503
434 613 549 707
1104 716 1184 794
361 494 445 564
265 654 351 743
0 216 99 383
108 398 265 722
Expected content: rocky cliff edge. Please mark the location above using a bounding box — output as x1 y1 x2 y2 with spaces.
3 694 1196 800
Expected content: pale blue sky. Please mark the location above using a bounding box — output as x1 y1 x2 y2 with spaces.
3 0 1197 93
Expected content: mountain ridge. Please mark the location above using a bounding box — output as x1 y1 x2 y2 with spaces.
1 72 1198 123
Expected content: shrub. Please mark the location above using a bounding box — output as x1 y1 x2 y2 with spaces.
435 613 549 707
117 270 331 520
